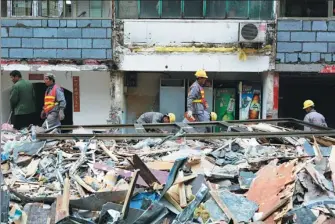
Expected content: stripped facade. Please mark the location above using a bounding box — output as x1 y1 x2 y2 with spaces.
276 0 335 128
0 0 279 127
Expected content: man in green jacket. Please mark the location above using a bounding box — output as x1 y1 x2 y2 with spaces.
10 70 36 130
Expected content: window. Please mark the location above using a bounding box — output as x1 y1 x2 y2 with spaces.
12 0 33 16
140 0 159 18
1 0 8 17
227 0 248 18
207 0 226 18
283 0 328 17
184 0 203 17
76 0 109 17
250 1 273 20
117 0 138 19
162 0 181 18
333 0 335 16
39 0 62 17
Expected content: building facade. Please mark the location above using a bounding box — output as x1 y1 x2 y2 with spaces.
116 0 278 127
0 0 279 127
276 0 335 127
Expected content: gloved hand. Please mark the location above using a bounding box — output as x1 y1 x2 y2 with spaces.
59 109 65 121
187 110 193 118
40 110 46 119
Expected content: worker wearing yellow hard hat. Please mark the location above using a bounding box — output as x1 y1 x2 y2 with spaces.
210 112 217 121
185 69 210 127
302 100 327 131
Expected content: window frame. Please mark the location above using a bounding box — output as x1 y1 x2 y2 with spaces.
117 0 274 20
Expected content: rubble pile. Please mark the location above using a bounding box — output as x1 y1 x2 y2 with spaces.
1 123 335 223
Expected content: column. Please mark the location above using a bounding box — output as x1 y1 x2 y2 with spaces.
262 72 279 119
107 70 125 125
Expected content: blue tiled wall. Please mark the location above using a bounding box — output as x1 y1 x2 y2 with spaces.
0 19 112 60
277 19 335 63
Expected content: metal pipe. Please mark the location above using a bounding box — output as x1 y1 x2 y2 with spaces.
36 129 335 140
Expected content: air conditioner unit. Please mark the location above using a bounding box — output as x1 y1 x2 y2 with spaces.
239 23 267 43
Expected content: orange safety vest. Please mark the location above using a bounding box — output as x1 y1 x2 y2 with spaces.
44 85 60 114
189 85 208 109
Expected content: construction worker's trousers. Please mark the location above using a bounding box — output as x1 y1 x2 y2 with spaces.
42 111 61 129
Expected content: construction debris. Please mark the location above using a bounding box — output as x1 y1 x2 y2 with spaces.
2 121 335 223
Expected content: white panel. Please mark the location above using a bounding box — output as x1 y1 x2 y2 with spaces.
120 53 270 72
123 20 240 46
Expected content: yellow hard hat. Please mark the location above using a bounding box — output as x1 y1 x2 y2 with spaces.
195 69 208 79
210 112 217 121
303 100 314 109
168 113 176 123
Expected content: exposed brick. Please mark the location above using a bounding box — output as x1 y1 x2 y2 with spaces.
82 28 106 38
303 21 312 31
312 21 327 31
321 53 332 62
278 20 302 31
298 53 310 62
1 38 21 47
317 32 335 42
82 49 106 59
2 48 9 58
329 21 335 31
57 28 81 38
102 20 112 27
291 32 315 41
107 28 112 38
328 43 335 52
77 20 102 27
277 32 290 41
9 28 33 37
311 53 320 62
67 20 77 27
16 20 42 27
285 53 298 63
1 20 18 27
22 38 43 48
43 39 67 48
57 49 81 59
107 49 112 59
48 20 60 27
303 43 327 52
277 42 302 52
68 39 92 48
60 20 67 27
10 49 33 58
93 39 111 48
1 28 8 37
34 49 57 58
33 28 57 37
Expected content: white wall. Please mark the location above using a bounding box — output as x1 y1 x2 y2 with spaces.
123 19 268 46
2 71 110 125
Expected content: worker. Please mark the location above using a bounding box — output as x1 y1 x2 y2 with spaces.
303 100 327 131
9 70 36 130
136 112 176 124
186 69 210 123
41 73 66 129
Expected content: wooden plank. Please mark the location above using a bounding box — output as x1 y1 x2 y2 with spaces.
178 171 187 208
55 175 70 222
175 122 197 133
173 174 197 186
98 141 119 162
132 154 160 186
72 174 96 193
145 161 174 170
134 123 147 133
121 169 139 220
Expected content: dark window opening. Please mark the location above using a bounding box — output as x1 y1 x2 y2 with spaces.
283 0 328 17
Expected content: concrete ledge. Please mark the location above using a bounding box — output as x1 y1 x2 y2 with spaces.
275 63 323 72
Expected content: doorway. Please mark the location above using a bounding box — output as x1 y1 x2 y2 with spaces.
33 83 73 126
